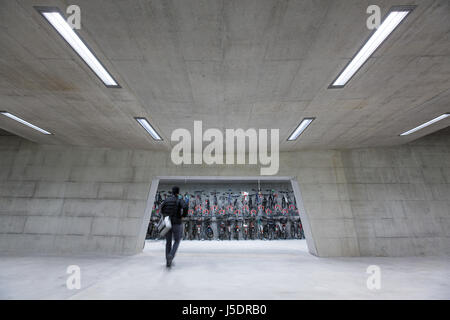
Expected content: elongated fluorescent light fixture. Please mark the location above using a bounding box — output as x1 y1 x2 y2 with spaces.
329 6 415 88
287 118 315 141
135 117 162 141
35 7 120 88
400 113 450 136
0 112 52 135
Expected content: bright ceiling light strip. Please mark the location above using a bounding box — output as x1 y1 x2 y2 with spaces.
0 112 52 135
287 118 315 141
330 7 414 88
36 7 119 87
400 113 450 136
135 117 162 141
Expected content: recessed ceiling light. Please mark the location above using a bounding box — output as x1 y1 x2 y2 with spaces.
287 118 315 141
400 113 449 136
329 6 415 88
135 117 163 141
0 112 52 135
35 6 120 88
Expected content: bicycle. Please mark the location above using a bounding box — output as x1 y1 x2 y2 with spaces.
204 215 214 240
233 218 240 240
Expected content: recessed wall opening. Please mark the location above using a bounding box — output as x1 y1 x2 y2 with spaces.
136 176 317 256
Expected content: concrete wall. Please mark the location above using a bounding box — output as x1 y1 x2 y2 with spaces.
0 136 152 255
0 129 449 256
342 128 450 256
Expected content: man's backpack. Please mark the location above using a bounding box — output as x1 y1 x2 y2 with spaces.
161 196 181 219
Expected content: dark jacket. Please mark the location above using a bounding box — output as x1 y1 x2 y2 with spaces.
160 195 188 225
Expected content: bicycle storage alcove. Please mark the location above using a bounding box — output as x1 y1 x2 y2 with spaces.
136 176 318 256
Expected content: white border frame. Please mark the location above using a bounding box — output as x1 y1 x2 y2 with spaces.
135 176 317 256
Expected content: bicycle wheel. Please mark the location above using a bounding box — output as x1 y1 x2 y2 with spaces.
206 227 214 240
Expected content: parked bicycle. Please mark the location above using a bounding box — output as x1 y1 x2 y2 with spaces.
151 187 303 241
233 218 241 240
204 216 214 240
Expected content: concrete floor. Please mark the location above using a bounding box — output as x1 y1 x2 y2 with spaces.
0 240 449 300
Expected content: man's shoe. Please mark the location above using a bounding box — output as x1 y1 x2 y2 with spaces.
166 254 173 268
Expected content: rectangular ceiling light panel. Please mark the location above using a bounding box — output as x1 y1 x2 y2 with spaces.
35 7 119 87
400 113 450 136
135 117 162 141
287 118 315 141
0 112 52 135
330 6 414 88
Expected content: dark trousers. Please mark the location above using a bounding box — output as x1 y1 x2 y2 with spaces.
165 223 183 260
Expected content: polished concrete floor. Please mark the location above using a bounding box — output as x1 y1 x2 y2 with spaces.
0 240 449 299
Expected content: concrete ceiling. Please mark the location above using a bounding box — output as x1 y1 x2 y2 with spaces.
0 0 449 151
0 128 16 136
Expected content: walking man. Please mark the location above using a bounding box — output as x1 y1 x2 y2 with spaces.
160 186 188 267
